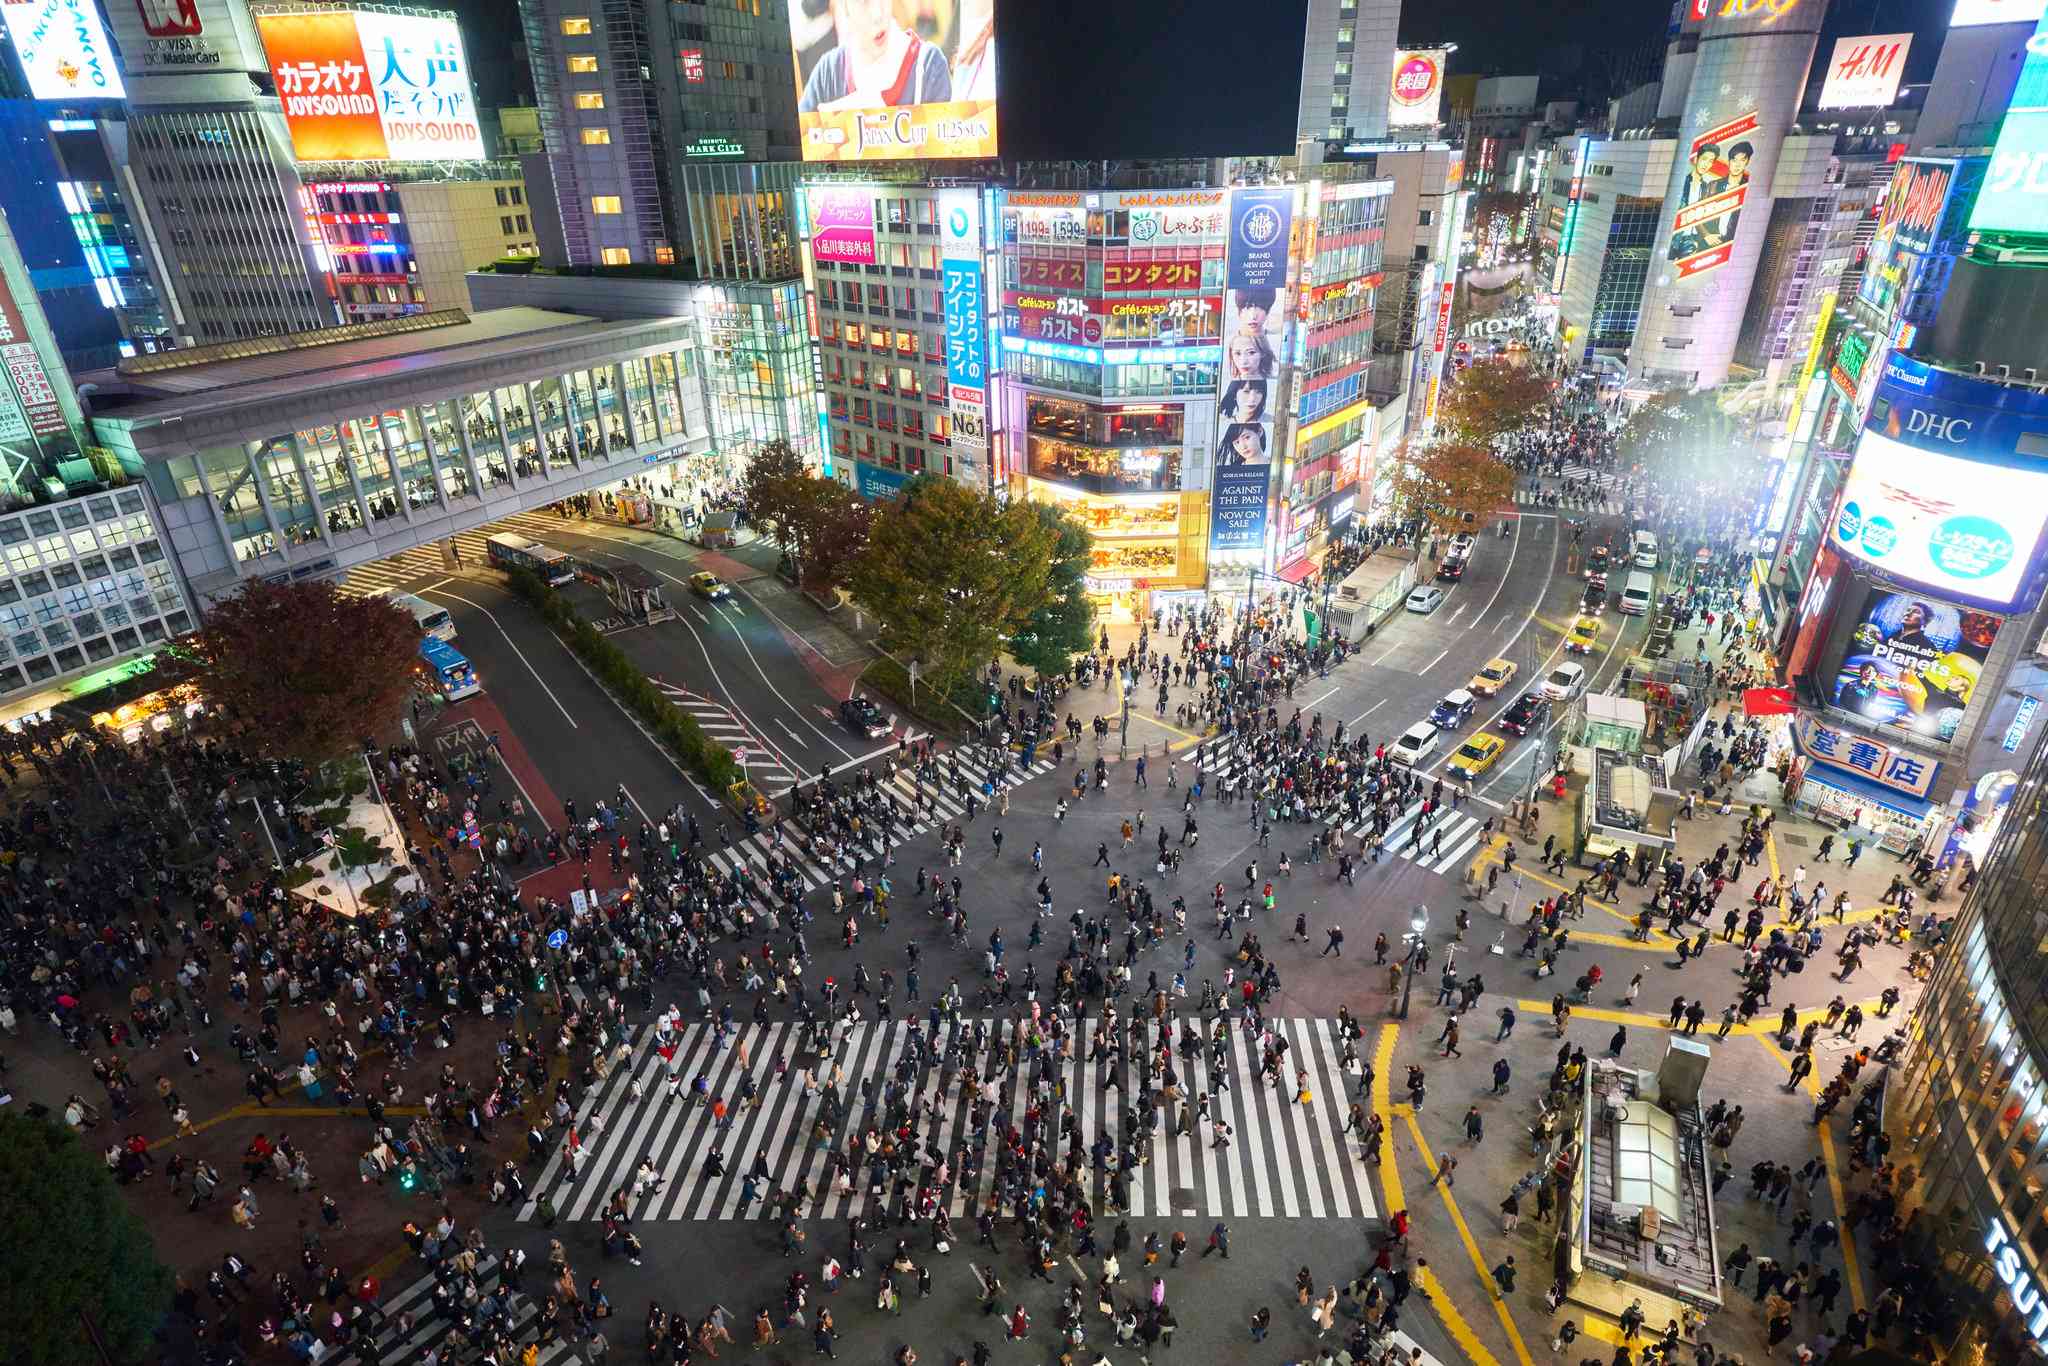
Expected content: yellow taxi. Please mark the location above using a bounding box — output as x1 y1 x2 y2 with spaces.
1566 616 1601 654
1446 732 1508 779
1468 657 1518 697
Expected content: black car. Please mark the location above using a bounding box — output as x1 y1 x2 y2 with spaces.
1436 554 1467 582
1581 582 1607 616
838 696 889 738
1585 545 1610 581
1501 692 1550 736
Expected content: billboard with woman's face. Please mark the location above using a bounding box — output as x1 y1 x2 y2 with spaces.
789 0 997 161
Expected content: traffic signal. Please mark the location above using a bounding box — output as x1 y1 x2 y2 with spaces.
399 1166 417 1192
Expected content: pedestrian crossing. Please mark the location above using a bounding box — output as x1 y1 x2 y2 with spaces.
520 1014 1378 1225
669 744 1058 921
656 681 800 793
1192 740 1492 878
320 1254 585 1366
336 509 590 597
1513 463 1627 512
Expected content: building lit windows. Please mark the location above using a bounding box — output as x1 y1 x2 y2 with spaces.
602 247 631 264
580 128 611 144
561 16 591 33
592 196 623 214
575 92 605 110
568 55 599 73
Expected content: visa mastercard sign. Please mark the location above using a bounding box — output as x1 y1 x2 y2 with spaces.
257 9 484 162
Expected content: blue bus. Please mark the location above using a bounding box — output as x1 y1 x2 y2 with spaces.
418 637 481 701
486 532 576 586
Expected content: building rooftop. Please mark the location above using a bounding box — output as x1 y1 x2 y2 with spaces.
86 307 689 426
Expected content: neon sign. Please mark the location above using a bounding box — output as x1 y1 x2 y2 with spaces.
1986 1220 2048 1342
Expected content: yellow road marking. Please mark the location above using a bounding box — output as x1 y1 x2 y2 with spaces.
1402 1109 1536 1366
1371 1023 1404 1212
150 1100 427 1151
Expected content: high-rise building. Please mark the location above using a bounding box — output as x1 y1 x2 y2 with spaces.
518 0 801 269
1625 0 1830 390
1296 0 1402 155
0 205 196 722
103 0 336 342
304 171 540 323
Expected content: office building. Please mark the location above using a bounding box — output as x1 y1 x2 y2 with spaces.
1296 0 1402 155
518 0 801 269
103 0 336 342
0 204 196 721
305 171 540 323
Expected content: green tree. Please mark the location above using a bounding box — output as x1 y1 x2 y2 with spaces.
737 439 809 560
1435 355 1554 449
0 1111 174 1366
786 477 873 594
169 579 419 765
1386 439 1519 537
1007 502 1095 678
849 477 1059 699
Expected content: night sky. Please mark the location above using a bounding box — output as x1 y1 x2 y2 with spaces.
455 0 1969 159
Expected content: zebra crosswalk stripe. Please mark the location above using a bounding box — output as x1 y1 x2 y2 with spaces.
525 1017 1379 1224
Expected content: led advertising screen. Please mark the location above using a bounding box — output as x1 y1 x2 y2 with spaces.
1951 0 2046 26
1816 33 1912 109
1 0 126 100
789 0 996 162
1832 427 2048 608
257 9 485 162
1821 581 2002 743
1857 157 1957 321
1387 49 1447 129
1972 12 2048 234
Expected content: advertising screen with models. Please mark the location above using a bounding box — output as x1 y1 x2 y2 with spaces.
1825 584 2000 743
789 0 995 161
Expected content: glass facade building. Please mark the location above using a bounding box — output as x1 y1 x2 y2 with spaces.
1893 730 2048 1362
1586 197 1660 354
88 311 710 604
697 278 816 467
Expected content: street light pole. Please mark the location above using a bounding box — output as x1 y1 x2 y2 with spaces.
1396 903 1429 1019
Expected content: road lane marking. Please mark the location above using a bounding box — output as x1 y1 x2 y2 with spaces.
1350 698 1387 727
1421 649 1449 672
421 587 578 728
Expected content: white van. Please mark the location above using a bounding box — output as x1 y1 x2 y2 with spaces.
1619 571 1654 616
1631 530 1659 570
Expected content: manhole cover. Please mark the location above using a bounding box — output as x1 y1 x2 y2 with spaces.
1778 833 1809 848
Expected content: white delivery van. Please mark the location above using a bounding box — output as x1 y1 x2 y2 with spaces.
1619 570 1654 616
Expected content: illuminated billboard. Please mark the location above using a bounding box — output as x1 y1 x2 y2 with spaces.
1951 0 2046 25
1 0 126 100
788 0 996 162
1820 580 2001 744
1972 12 2048 235
1857 157 1957 321
1387 49 1447 129
256 9 485 162
1665 109 1765 279
1209 187 1295 556
1816 33 1911 109
110 0 265 79
1832 428 2048 608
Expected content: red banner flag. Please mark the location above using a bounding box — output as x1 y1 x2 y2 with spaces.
1743 687 1797 717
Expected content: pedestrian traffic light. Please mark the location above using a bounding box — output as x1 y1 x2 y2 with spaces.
399 1167 417 1192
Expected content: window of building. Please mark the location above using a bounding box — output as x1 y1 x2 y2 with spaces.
517 215 529 232
495 187 509 206
581 128 611 144
568 54 599 72
561 16 592 33
575 92 605 110
592 196 622 214
502 216 515 234
602 247 632 264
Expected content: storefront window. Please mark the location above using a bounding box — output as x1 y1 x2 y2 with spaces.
1027 435 1180 496
251 440 318 547
650 352 684 437
1027 398 1184 448
200 446 269 547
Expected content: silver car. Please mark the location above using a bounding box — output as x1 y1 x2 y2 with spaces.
1406 586 1448 614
